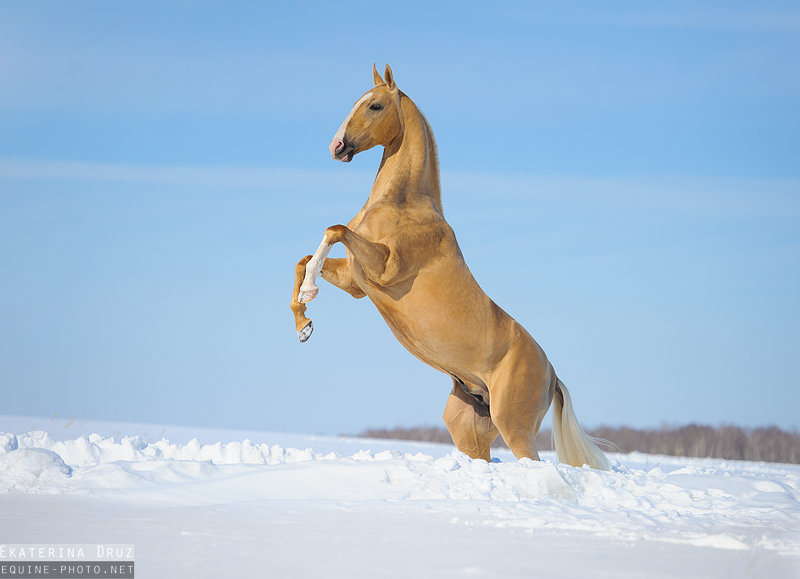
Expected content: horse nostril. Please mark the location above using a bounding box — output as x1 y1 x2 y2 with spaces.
330 139 345 159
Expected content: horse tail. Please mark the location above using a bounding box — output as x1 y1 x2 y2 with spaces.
552 379 610 470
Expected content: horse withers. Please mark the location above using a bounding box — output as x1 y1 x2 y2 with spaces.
290 64 609 469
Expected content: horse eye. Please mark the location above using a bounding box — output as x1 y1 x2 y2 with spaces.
369 103 383 111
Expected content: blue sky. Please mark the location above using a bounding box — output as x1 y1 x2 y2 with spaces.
1 2 798 435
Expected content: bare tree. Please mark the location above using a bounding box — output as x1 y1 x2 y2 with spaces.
356 424 800 464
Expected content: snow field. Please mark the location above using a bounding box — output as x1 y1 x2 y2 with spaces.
1 421 799 578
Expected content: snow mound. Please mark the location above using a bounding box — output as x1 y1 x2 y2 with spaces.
1 429 798 561
0 446 72 491
0 432 18 452
4 432 575 502
0 424 800 568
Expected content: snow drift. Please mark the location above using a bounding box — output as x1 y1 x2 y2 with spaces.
0 418 798 578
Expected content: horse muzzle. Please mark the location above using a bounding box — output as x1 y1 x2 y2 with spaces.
330 137 355 163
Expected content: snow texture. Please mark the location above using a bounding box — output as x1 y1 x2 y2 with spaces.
0 416 798 578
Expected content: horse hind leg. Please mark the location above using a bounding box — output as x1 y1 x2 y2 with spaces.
443 379 499 462
488 337 554 461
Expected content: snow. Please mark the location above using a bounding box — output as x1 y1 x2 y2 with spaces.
1 416 798 578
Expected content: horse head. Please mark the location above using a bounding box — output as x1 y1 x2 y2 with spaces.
329 64 403 162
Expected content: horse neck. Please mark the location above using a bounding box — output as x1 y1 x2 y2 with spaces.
369 93 443 215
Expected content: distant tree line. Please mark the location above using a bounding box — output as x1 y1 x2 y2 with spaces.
356 424 800 464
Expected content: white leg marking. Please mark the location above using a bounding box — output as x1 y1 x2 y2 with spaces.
299 236 332 303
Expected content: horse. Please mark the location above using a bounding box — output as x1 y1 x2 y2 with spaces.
289 64 609 469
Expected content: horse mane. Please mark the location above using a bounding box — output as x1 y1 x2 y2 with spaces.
399 91 443 215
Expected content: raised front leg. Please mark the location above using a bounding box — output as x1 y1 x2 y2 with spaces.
299 225 388 304
290 255 314 342
290 254 367 343
297 237 332 304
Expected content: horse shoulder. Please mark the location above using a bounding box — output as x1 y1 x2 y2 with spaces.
352 204 454 288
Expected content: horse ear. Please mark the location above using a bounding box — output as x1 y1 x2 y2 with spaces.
384 64 396 90
372 63 384 87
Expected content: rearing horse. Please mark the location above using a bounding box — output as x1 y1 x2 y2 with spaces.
290 64 608 469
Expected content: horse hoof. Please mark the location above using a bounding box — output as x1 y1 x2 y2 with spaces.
297 321 313 343
298 287 318 304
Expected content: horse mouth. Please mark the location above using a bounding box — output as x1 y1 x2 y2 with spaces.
331 138 356 163
336 145 355 163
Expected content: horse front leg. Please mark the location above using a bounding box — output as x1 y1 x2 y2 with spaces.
291 255 314 342
297 237 333 304
299 225 388 304
291 231 372 343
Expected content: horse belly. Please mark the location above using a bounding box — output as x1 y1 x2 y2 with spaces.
369 272 505 379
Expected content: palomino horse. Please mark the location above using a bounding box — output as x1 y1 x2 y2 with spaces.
290 64 609 469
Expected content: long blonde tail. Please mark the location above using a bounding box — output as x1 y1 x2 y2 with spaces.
552 379 610 470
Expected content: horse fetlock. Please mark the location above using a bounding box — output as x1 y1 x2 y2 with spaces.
298 289 318 304
298 284 319 304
